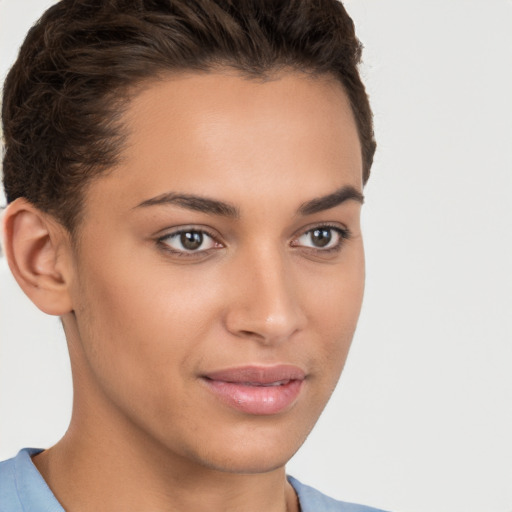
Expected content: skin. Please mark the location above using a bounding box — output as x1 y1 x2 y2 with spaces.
4 70 365 512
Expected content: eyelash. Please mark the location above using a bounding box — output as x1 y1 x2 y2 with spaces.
156 224 351 258
157 227 221 257
291 224 351 255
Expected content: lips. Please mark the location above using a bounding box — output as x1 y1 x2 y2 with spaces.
202 365 305 415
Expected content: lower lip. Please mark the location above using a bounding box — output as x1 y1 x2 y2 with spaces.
203 379 303 415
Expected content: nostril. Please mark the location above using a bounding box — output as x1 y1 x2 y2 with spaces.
238 329 265 339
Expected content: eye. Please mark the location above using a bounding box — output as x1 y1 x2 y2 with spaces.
292 225 350 252
158 228 220 255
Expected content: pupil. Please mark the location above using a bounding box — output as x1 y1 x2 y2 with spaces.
312 228 331 247
181 231 203 250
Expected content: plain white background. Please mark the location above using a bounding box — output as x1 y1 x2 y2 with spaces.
1 1 511 511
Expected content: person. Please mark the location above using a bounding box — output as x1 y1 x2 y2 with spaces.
0 1 384 511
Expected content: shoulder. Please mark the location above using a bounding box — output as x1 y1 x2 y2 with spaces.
0 448 63 512
288 475 389 512
0 451 24 512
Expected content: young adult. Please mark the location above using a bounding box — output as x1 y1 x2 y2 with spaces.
0 1 383 511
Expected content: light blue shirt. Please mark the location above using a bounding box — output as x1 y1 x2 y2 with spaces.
0 449 387 512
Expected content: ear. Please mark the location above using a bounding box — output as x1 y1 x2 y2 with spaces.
2 198 74 315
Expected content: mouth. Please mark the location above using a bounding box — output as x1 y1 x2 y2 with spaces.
232 380 292 387
201 365 306 415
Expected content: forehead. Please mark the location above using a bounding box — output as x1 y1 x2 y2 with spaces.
84 70 362 216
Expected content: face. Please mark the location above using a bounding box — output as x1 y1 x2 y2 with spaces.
63 70 365 474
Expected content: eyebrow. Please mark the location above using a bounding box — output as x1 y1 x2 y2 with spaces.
298 185 364 215
135 192 240 218
135 185 364 218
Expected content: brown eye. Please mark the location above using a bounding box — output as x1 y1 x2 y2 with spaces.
180 231 203 250
293 225 349 252
310 228 332 248
159 229 219 254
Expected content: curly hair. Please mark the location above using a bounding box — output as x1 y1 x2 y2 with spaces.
2 0 376 231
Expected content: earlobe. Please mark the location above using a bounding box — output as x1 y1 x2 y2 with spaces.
2 198 74 316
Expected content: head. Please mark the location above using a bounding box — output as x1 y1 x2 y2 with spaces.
2 0 375 476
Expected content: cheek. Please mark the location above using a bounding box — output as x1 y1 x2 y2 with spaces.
308 243 365 325
69 259 225 436
71 250 228 383
305 247 365 381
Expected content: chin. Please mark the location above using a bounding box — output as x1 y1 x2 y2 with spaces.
198 447 294 475
177 418 311 475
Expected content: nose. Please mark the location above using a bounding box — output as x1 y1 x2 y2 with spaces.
223 248 306 346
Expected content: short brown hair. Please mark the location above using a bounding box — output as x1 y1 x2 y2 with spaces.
2 0 376 231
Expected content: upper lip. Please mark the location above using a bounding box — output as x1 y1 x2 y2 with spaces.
203 365 306 385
